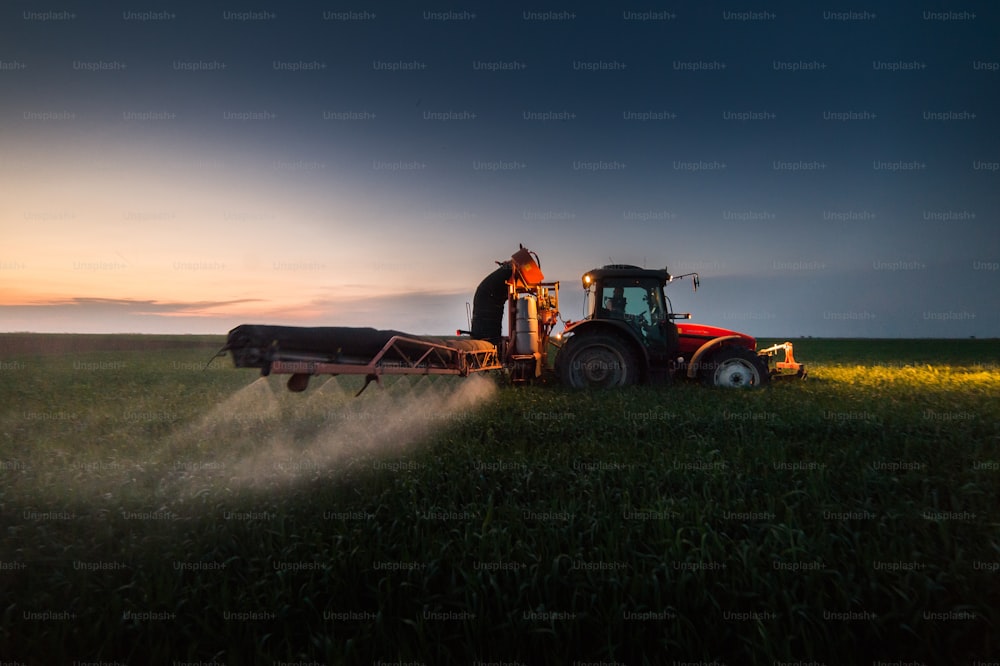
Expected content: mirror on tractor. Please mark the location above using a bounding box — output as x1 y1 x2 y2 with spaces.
669 272 700 291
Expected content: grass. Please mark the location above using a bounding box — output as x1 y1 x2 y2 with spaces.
1 336 999 664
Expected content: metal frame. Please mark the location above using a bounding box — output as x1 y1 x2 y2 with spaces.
267 334 502 379
503 276 560 382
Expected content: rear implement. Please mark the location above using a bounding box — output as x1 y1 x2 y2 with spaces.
223 324 500 394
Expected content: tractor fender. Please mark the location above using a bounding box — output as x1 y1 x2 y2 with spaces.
560 320 649 379
686 335 743 379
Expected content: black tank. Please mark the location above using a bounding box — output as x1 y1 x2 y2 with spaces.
470 262 511 345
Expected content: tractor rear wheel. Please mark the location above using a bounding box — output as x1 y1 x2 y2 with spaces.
556 333 639 389
701 346 769 388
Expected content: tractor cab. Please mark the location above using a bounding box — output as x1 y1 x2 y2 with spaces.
552 265 682 386
580 265 681 356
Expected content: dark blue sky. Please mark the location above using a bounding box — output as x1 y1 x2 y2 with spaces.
1 2 997 336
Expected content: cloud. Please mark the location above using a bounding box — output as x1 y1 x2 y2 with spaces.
0 291 476 334
0 297 265 333
238 289 476 334
25 297 262 316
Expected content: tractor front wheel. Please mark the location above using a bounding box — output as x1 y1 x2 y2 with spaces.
701 346 769 388
556 333 639 389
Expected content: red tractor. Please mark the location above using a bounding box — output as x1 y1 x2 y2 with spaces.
223 246 803 391
552 263 803 388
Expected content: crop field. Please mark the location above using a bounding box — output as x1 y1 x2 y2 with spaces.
1 334 999 664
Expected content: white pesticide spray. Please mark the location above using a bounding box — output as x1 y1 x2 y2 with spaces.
160 372 498 495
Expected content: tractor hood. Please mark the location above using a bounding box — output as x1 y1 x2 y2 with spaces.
675 323 756 352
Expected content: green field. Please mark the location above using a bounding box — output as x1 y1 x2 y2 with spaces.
1 334 999 664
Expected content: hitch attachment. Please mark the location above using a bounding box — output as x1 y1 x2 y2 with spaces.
757 342 806 379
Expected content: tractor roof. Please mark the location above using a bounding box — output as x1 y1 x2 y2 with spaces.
584 264 672 283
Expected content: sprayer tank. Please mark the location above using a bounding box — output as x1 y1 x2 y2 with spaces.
514 295 539 355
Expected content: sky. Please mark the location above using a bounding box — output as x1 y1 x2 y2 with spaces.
1 2 997 337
